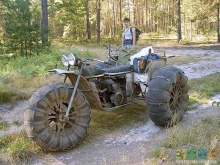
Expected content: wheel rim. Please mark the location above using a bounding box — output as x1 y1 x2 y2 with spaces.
47 101 76 132
169 81 182 112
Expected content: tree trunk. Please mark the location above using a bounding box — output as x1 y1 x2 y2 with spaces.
190 21 192 41
41 0 48 46
86 0 91 39
133 0 136 26
167 3 169 34
119 0 123 29
128 1 131 19
145 0 148 32
97 0 101 42
177 0 182 42
113 1 116 37
217 3 220 42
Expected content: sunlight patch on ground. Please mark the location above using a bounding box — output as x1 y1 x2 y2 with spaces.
165 49 220 57
175 60 220 79
103 120 160 145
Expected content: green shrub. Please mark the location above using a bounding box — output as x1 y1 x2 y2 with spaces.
179 39 190 45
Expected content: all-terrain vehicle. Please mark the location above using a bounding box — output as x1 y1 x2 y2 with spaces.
24 45 189 151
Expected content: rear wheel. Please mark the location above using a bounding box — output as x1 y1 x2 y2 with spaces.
24 83 91 151
148 60 166 81
146 66 189 126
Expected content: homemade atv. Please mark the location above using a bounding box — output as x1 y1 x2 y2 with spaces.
24 45 189 151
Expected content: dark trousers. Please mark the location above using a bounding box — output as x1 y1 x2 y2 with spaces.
123 39 132 45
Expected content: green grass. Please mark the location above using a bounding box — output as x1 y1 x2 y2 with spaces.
0 131 42 164
0 44 96 103
12 120 20 126
166 55 196 65
189 73 220 98
0 122 9 131
163 117 219 149
152 147 168 159
147 117 220 164
89 101 147 136
188 73 220 108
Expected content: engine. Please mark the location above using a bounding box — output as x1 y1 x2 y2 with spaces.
97 79 125 107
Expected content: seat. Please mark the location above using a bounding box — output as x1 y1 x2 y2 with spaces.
82 64 133 77
103 64 133 75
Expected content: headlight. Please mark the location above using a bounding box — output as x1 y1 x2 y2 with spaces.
61 53 77 66
68 53 77 65
61 54 69 66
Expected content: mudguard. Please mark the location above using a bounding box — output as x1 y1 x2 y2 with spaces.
49 69 105 111
49 69 90 91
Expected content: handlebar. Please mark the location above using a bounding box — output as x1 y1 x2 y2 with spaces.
103 45 120 52
103 45 109 49
161 55 175 59
103 44 120 62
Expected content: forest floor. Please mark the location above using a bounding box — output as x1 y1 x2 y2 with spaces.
0 43 220 165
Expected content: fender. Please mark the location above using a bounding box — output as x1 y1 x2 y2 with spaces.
49 69 90 91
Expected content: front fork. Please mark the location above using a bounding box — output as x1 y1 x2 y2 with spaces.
64 65 70 83
65 64 84 118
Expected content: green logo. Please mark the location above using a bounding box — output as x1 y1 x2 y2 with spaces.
187 149 197 160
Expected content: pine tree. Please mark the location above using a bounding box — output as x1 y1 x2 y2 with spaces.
3 0 41 57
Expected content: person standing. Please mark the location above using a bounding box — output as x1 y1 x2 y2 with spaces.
118 17 137 65
122 17 136 46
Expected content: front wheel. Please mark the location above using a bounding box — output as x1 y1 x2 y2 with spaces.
24 83 91 151
146 66 189 126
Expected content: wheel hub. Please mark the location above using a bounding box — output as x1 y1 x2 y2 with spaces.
173 92 180 102
170 82 182 111
47 102 72 132
59 114 67 122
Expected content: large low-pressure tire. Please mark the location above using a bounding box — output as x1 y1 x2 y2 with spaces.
148 60 166 81
146 66 189 126
24 83 91 151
